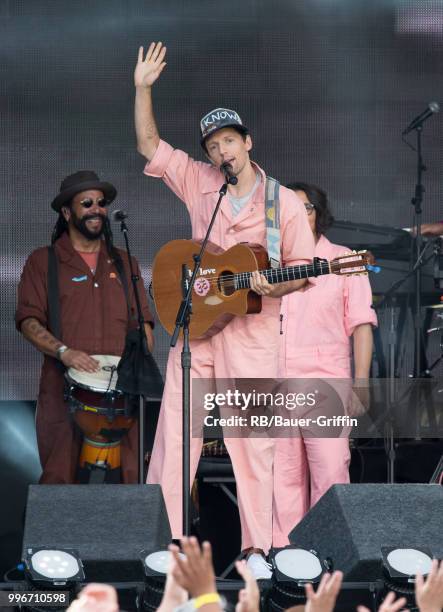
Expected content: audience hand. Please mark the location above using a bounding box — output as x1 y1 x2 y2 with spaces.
67 583 119 612
304 571 343 612
357 591 408 612
156 547 187 612
415 559 443 612
235 559 260 612
170 537 217 599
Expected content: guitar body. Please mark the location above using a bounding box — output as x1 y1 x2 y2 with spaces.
152 240 269 340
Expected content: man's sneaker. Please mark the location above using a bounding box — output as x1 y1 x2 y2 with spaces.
246 553 273 580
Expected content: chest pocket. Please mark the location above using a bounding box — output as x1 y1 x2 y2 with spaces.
58 271 93 324
305 277 345 329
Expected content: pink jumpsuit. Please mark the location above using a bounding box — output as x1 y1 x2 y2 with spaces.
272 235 377 547
145 140 315 552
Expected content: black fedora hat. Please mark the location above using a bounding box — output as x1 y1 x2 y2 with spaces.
51 170 117 212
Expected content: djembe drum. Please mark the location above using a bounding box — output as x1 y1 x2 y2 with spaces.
65 355 135 482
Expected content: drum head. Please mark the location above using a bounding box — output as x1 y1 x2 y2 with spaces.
66 355 121 393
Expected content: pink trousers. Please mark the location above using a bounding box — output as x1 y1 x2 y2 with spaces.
272 436 350 547
147 308 280 553
272 346 351 547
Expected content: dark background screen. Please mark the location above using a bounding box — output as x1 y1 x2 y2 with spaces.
2 0 442 399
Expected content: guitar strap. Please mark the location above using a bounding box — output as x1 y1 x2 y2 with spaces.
265 176 281 268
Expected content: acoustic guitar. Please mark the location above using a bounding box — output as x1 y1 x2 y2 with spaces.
152 240 371 340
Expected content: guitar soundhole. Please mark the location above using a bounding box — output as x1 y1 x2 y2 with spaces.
218 270 236 296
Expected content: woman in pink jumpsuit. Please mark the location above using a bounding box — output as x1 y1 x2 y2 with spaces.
272 182 377 547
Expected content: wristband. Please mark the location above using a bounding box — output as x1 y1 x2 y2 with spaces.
194 593 221 608
56 345 68 361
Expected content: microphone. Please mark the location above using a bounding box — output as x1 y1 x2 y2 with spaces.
220 162 238 185
402 102 440 135
112 209 129 222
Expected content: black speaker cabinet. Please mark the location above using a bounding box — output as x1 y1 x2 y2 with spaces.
23 484 171 581
288 484 443 581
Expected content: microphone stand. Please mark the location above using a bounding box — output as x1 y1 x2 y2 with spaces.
373 246 434 482
410 125 427 378
171 171 235 536
118 217 150 484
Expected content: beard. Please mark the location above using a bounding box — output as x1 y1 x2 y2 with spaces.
71 210 106 241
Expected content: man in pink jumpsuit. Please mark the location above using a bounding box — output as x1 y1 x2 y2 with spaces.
272 182 377 547
134 42 315 577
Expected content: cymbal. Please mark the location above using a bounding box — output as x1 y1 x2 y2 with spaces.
426 302 443 309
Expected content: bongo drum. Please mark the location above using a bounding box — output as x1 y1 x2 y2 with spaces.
65 355 134 478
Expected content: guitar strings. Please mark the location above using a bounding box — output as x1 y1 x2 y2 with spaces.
188 260 338 287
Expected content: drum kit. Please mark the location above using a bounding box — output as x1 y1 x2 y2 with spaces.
64 355 136 482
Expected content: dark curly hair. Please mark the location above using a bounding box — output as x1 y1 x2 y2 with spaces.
286 181 334 237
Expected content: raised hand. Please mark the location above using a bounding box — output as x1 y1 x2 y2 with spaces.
67 583 118 612
357 591 408 612
134 42 167 88
156 548 187 612
235 559 260 612
415 559 443 612
170 537 217 599
304 571 343 612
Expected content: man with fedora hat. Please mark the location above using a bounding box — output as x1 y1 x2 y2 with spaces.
134 43 314 578
16 170 154 484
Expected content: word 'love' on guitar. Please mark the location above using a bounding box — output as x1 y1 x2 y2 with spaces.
152 240 371 340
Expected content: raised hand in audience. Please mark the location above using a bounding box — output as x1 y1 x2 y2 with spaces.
235 559 260 612
170 537 220 610
303 571 343 612
415 559 443 612
357 591 408 612
156 547 187 612
67 583 119 612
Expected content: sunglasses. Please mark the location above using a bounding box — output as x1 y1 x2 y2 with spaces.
304 202 316 215
79 197 109 209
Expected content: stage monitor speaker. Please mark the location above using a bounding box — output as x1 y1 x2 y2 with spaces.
288 484 443 581
22 484 171 581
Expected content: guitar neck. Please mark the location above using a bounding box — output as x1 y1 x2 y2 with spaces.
235 260 332 289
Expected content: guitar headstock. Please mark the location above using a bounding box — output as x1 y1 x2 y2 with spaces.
330 250 372 276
